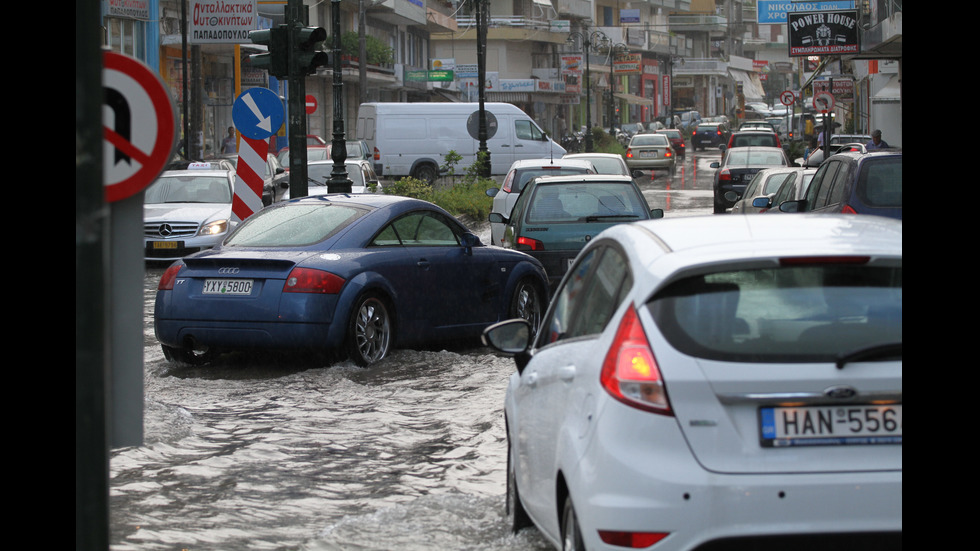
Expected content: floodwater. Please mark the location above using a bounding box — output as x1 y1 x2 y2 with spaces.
109 151 717 550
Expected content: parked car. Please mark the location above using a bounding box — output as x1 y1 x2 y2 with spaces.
655 128 686 158
625 133 676 176
486 158 596 246
690 122 731 151
711 146 791 213
489 174 662 289
830 134 872 147
725 129 782 150
798 142 869 168
730 167 807 214
483 214 902 551
143 170 237 261
676 110 701 130
779 150 902 219
562 152 631 177
154 194 550 366
754 168 818 213
278 141 374 170
739 121 777 133
284 159 382 199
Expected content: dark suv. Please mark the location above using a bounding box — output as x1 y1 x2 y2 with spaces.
690 123 730 150
778 150 902 220
725 129 781 150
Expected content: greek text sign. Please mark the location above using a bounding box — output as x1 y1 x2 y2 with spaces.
189 0 257 44
788 10 859 56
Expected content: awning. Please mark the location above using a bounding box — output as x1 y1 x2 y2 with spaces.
729 68 766 102
614 92 653 106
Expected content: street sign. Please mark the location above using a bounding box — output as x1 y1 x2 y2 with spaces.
102 51 177 203
305 94 317 114
813 91 835 113
232 87 285 141
232 136 269 224
780 90 796 106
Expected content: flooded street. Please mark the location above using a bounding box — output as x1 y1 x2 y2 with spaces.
109 150 720 550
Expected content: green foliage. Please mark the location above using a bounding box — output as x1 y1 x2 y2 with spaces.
442 150 464 185
332 32 394 66
382 177 434 202
590 127 626 156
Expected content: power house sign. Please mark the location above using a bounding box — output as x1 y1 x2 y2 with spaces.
788 10 859 56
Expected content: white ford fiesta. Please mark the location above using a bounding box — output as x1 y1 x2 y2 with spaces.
483 214 902 551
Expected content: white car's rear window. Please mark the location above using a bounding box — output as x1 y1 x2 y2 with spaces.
649 263 902 362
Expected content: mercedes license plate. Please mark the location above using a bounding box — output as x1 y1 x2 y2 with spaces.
151 241 179 250
760 404 902 447
203 279 253 295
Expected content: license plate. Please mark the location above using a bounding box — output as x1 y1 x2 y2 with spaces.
760 404 902 447
151 241 179 250
203 279 254 295
640 151 657 158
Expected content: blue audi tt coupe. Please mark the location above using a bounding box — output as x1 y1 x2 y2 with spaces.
154 194 549 366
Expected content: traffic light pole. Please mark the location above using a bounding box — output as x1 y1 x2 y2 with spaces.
327 0 352 193
286 0 310 198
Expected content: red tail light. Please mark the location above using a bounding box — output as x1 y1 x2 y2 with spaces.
664 149 673 158
716 130 722 136
516 236 544 251
599 531 670 548
718 168 732 182
600 305 672 416
283 267 346 294
625 148 634 159
841 204 858 214
373 147 380 161
158 264 183 290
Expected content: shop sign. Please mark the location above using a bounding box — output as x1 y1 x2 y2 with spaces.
613 54 641 74
107 0 150 20
788 10 859 56
758 1 855 24
189 0 257 44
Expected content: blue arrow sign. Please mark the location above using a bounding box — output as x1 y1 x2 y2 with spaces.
233 87 285 141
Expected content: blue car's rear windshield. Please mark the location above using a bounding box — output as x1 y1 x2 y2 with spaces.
225 203 367 247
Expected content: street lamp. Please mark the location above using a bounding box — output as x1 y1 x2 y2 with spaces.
566 29 609 153
607 42 629 130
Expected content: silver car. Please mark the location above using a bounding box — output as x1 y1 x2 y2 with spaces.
143 170 237 261
562 152 631 177
484 214 902 551
624 133 676 175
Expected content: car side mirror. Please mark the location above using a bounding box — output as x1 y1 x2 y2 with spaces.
460 232 480 255
650 208 664 219
779 200 803 213
482 319 533 374
486 187 499 198
710 161 720 168
751 196 771 208
488 212 507 224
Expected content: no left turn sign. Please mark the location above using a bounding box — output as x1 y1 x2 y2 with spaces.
103 51 178 203
780 90 796 106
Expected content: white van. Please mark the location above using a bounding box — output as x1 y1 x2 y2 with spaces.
355 102 566 182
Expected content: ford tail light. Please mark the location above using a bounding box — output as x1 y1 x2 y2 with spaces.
516 236 544 251
600 305 672 416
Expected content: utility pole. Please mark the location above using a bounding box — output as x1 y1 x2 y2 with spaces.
475 0 491 177
328 0 353 192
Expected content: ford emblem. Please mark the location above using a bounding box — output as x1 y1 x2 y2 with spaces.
823 385 858 399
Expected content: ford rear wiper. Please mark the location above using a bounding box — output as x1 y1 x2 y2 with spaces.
835 342 902 369
584 214 639 222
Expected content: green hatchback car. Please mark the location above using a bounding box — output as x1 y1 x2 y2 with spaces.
489 174 663 289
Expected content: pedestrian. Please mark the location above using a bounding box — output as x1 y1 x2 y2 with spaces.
866 129 890 150
221 126 237 154
803 137 818 160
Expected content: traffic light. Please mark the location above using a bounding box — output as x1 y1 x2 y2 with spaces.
291 26 330 76
246 26 288 78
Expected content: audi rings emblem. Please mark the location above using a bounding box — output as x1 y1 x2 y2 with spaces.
158 223 174 237
218 267 240 274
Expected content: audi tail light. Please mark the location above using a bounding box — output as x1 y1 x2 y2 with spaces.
283 267 346 294
158 263 183 290
600 305 672 416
